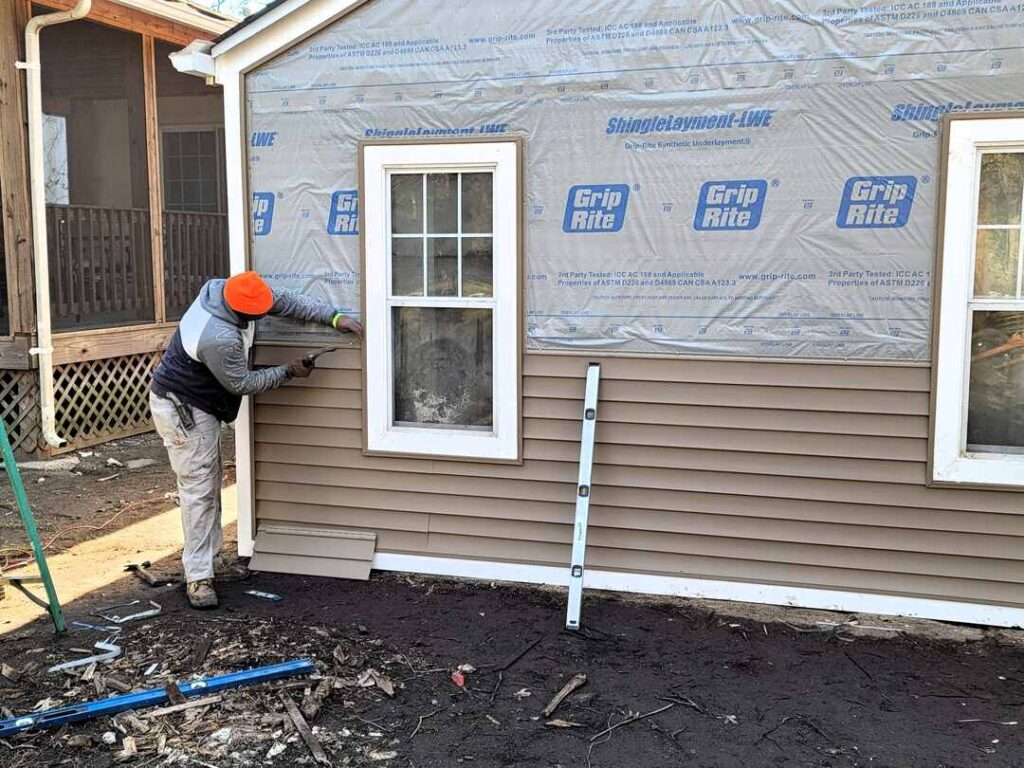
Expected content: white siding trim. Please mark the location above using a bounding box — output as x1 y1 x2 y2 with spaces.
212 0 366 75
222 69 256 558
933 117 1024 487
372 552 1024 628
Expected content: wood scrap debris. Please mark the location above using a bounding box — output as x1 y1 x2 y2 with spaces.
281 692 330 766
542 672 587 717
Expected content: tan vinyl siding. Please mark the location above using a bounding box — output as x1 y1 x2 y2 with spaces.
251 347 1024 609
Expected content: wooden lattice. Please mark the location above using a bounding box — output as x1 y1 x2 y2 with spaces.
0 369 40 454
51 352 161 452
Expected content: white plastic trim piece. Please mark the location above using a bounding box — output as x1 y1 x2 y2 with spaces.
222 71 256 559
371 552 1024 628
234 398 255 557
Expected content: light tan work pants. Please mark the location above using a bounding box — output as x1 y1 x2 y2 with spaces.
149 392 223 583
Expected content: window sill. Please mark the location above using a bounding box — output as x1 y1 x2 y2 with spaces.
366 426 519 463
931 453 1024 489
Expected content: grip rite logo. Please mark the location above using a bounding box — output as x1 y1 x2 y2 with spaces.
250 131 278 148
251 192 275 236
837 176 916 229
693 180 767 231
327 190 359 236
562 184 630 233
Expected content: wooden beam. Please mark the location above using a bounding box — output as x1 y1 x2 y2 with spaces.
0 337 33 369
142 34 166 324
32 0 219 46
0 0 36 337
51 322 175 364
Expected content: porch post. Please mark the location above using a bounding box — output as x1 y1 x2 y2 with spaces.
142 34 165 324
0 0 36 336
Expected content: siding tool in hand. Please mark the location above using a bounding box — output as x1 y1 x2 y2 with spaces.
565 363 601 630
303 346 342 366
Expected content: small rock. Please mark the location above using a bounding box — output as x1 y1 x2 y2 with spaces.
105 457 124 468
101 731 117 745
125 458 157 470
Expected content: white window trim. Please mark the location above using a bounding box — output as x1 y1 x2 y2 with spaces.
362 141 520 461
933 116 1024 486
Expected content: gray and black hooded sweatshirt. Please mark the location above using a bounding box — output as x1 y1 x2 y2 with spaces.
152 279 340 423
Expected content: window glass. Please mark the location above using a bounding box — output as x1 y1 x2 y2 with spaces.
391 237 423 297
427 237 458 296
391 174 422 233
42 114 69 205
162 130 220 214
974 152 1024 298
389 171 497 300
974 229 1019 297
462 237 493 297
967 311 1024 453
426 173 458 232
392 307 493 428
967 150 1024 453
462 173 493 233
977 153 1024 225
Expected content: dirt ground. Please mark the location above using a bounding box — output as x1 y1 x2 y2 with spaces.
0 431 235 571
2 563 1023 768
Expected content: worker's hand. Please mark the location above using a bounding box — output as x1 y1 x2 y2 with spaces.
286 357 315 379
333 315 363 339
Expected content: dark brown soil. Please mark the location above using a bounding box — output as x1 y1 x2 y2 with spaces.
1 566 1022 768
0 431 235 571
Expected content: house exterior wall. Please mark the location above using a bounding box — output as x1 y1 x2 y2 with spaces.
224 0 1024 623
251 345 1024 618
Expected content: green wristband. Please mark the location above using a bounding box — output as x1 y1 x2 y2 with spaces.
330 312 344 329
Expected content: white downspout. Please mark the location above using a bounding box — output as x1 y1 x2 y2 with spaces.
19 0 92 447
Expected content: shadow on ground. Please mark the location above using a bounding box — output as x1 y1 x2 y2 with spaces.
1 565 1022 768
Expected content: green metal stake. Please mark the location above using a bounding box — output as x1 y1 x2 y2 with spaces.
0 420 66 633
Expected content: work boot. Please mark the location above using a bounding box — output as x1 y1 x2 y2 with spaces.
186 579 218 610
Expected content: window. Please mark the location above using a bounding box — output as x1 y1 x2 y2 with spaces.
933 116 1024 486
362 141 520 460
162 128 223 213
42 114 69 205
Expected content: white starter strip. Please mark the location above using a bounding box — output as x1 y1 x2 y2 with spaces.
371 552 1024 629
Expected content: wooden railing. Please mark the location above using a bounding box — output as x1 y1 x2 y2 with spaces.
45 205 154 331
163 210 229 320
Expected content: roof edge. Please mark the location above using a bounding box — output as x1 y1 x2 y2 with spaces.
108 0 237 35
210 0 304 55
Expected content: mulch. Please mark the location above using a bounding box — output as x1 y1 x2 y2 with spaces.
1 568 1022 768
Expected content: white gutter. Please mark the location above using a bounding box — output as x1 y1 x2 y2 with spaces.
19 0 93 447
170 40 216 79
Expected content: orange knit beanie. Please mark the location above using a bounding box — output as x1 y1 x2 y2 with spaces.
224 271 274 316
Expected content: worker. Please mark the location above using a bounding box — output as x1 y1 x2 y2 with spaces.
149 272 362 609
